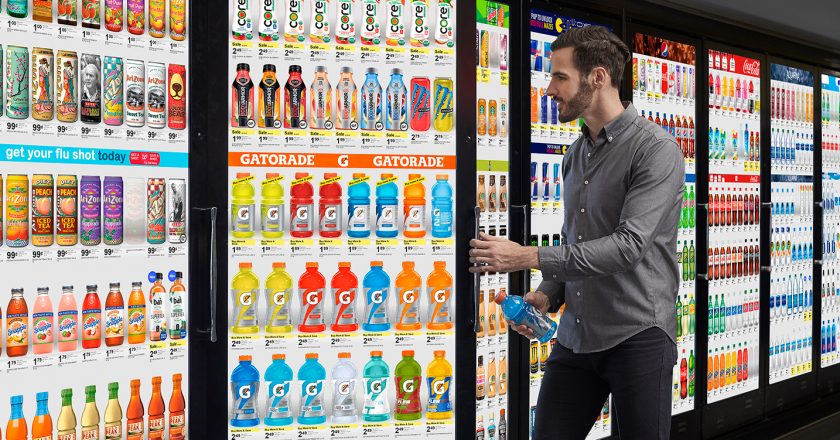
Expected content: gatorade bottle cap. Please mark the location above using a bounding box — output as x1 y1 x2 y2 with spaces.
36 392 48 401
173 373 183 381
371 350 383 357
436 174 448 180
295 172 308 179
239 262 253 269
266 172 280 179
434 350 446 357
236 172 250 179
338 352 351 359
306 262 318 269
338 262 351 268
381 173 394 179
434 261 446 269
239 355 253 362
408 173 421 180
324 172 338 179
306 353 318 359
272 262 286 269
10 395 22 405
272 353 286 360
371 261 383 267
353 172 366 179
402 350 414 357
236 63 250 71
402 261 415 269
494 289 507 304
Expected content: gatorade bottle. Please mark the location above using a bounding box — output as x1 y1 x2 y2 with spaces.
298 353 327 425
347 173 371 238
375 174 399 238
290 173 315 238
331 262 359 332
394 350 422 421
230 355 260 427
264 353 294 426
284 65 306 129
363 351 390 422
395 262 422 331
231 262 260 334
6 395 27 440
403 174 427 238
261 173 285 238
362 261 391 332
319 173 343 238
265 262 293 334
332 352 359 423
495 290 557 343
427 261 453 330
426 350 453 419
298 262 326 333
231 173 256 238
431 174 453 238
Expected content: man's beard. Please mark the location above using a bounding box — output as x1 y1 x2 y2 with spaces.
556 79 593 123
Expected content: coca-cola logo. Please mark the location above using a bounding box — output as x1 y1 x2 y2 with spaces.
742 60 760 77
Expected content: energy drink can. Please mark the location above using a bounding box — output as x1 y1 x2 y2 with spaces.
409 77 430 131
385 68 407 131
335 67 357 130
167 178 186 243
80 175 102 246
103 56 124 126
124 178 146 244
32 48 55 121
360 68 382 130
168 63 187 130
5 175 29 247
146 178 166 244
433 77 454 132
56 175 79 246
6 46 30 119
102 176 123 245
529 339 539 374
146 61 166 129
56 50 79 123
124 59 145 127
80 53 102 124
539 340 549 371
31 174 55 247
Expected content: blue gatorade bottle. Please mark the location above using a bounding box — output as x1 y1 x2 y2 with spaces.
375 174 399 238
231 355 260 427
298 353 327 425
347 173 372 238
494 290 557 343
265 353 294 426
363 261 391 332
430 174 453 238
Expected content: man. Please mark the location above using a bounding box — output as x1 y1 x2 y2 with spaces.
469 26 684 439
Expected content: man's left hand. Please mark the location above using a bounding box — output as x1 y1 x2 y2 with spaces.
469 232 540 273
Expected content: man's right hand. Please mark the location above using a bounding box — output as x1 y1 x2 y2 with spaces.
508 290 551 339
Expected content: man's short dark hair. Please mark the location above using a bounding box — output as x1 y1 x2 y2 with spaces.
550 25 630 89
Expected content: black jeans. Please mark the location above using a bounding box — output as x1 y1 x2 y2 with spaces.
533 327 677 440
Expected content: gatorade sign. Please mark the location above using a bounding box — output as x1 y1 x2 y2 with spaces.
271 382 288 398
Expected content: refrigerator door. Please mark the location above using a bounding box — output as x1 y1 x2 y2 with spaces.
225 1 459 439
0 5 190 438
821 72 840 372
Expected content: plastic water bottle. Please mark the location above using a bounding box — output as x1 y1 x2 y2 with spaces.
264 353 294 426
231 355 260 427
332 352 359 423
494 290 556 343
363 261 391 332
298 353 327 425
430 174 453 238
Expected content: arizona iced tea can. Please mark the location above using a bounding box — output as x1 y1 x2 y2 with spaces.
56 175 79 246
6 46 30 119
147 178 166 244
167 178 186 243
125 59 145 127
80 175 102 246
56 50 79 123
31 47 55 121
5 175 29 247
146 61 166 128
80 53 102 124
103 56 124 126
103 176 123 245
31 174 55 247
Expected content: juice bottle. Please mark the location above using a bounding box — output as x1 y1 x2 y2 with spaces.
476 355 485 401
309 0 330 43
487 288 497 336
384 0 405 46
347 173 371 238
478 98 487 135
258 0 278 41
104 0 124 32
261 173 285 238
231 63 255 128
498 350 508 395
394 350 421 420
362 261 390 332
231 262 259 334
264 353 294 426
409 0 429 47
169 374 185 439
147 0 165 37
476 290 485 337
434 0 453 47
331 262 358 332
487 352 497 398
169 0 186 40
57 285 79 352
332 352 358 423
148 376 165 438
290 172 314 238
284 65 306 129
81 386 100 440
6 395 27 440
57 388 77 440
395 261 422 331
104 383 122 440
127 281 147 344
335 0 355 43
310 66 333 129
258 65 281 129
126 0 144 34
426 350 452 419
32 287 55 355
148 273 168 341
360 0 381 45
126 379 144 440
375 174 399 238
231 356 260 427
430 174 452 238
6 288 29 357
33 392 52 440
231 173 256 238
403 174 426 238
284 0 304 42
104 282 125 347
335 67 358 130
363 351 390 421
319 172 342 238
81 285 102 349
168 272 186 339
6 174 29 247
231 0 252 39
265 262 293 334
298 262 326 333
297 353 327 425
427 261 453 330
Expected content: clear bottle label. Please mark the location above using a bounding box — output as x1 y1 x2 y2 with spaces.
348 205 370 233
300 379 325 417
261 203 284 233
426 376 451 413
333 378 357 416
232 381 259 420
231 203 255 233
291 204 314 232
363 377 389 415
232 289 258 328
266 287 291 327
320 202 342 233
267 380 292 419
404 205 425 232
301 288 324 326
428 288 451 323
365 287 389 325
333 288 357 326
376 204 397 233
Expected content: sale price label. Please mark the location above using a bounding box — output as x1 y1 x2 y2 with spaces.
5 357 31 372
105 346 128 361
32 354 56 370
230 335 257 351
82 350 105 363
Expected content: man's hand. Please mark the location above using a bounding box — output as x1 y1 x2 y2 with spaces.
508 291 551 339
469 232 540 273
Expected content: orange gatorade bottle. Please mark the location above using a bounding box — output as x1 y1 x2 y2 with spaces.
403 174 426 238
426 261 453 330
395 262 422 331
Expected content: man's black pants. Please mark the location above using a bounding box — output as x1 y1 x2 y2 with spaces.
533 327 677 440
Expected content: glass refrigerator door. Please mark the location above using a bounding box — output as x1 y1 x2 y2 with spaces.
526 8 611 440
226 1 458 439
768 64 815 384
0 1 190 437
631 33 698 415
820 73 840 368
475 2 510 440
705 49 761 403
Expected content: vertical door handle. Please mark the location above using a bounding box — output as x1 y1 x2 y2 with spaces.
474 205 482 333
192 206 218 342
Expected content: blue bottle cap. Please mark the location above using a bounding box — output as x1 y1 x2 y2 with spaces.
10 395 23 405
36 392 48 402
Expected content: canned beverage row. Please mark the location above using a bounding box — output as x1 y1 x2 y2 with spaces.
771 83 814 124
231 63 453 132
476 97 507 138
2 45 186 129
477 28 508 71
633 55 696 100
5 0 187 40
1 174 186 247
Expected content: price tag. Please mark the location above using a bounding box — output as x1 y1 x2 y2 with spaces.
56 352 79 366
5 18 27 32
147 129 164 141
329 424 359 438
260 238 285 255
30 248 53 262
56 25 80 39
361 423 391 438
425 420 454 437
288 238 314 255
127 344 148 359
430 239 453 254
433 133 452 146
5 357 31 372
329 333 357 348
375 238 398 254
32 354 56 369
148 38 166 52
167 245 187 257
4 249 30 263
167 130 187 144
425 330 452 346
230 335 257 351
79 125 100 138
263 426 294 439
477 68 491 83
433 48 455 65
170 40 187 55
169 339 187 358
127 35 146 48
145 245 166 257
310 43 331 60
360 45 382 63
149 341 168 361
393 421 423 437
53 124 79 138
284 129 308 143
229 427 261 440
297 333 325 349
335 44 356 62
82 350 105 363
81 29 102 43
284 42 306 61
394 331 419 346
346 239 370 255
104 32 127 46
31 121 57 137
5 120 27 134
384 46 406 64
263 334 292 351
403 238 426 254
319 238 342 255
297 426 327 440
258 128 282 143
230 240 256 257
500 72 509 85
105 346 128 361
362 332 388 347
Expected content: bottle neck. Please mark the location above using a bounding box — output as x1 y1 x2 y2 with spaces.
37 400 49 416
10 404 22 420
86 393 96 403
